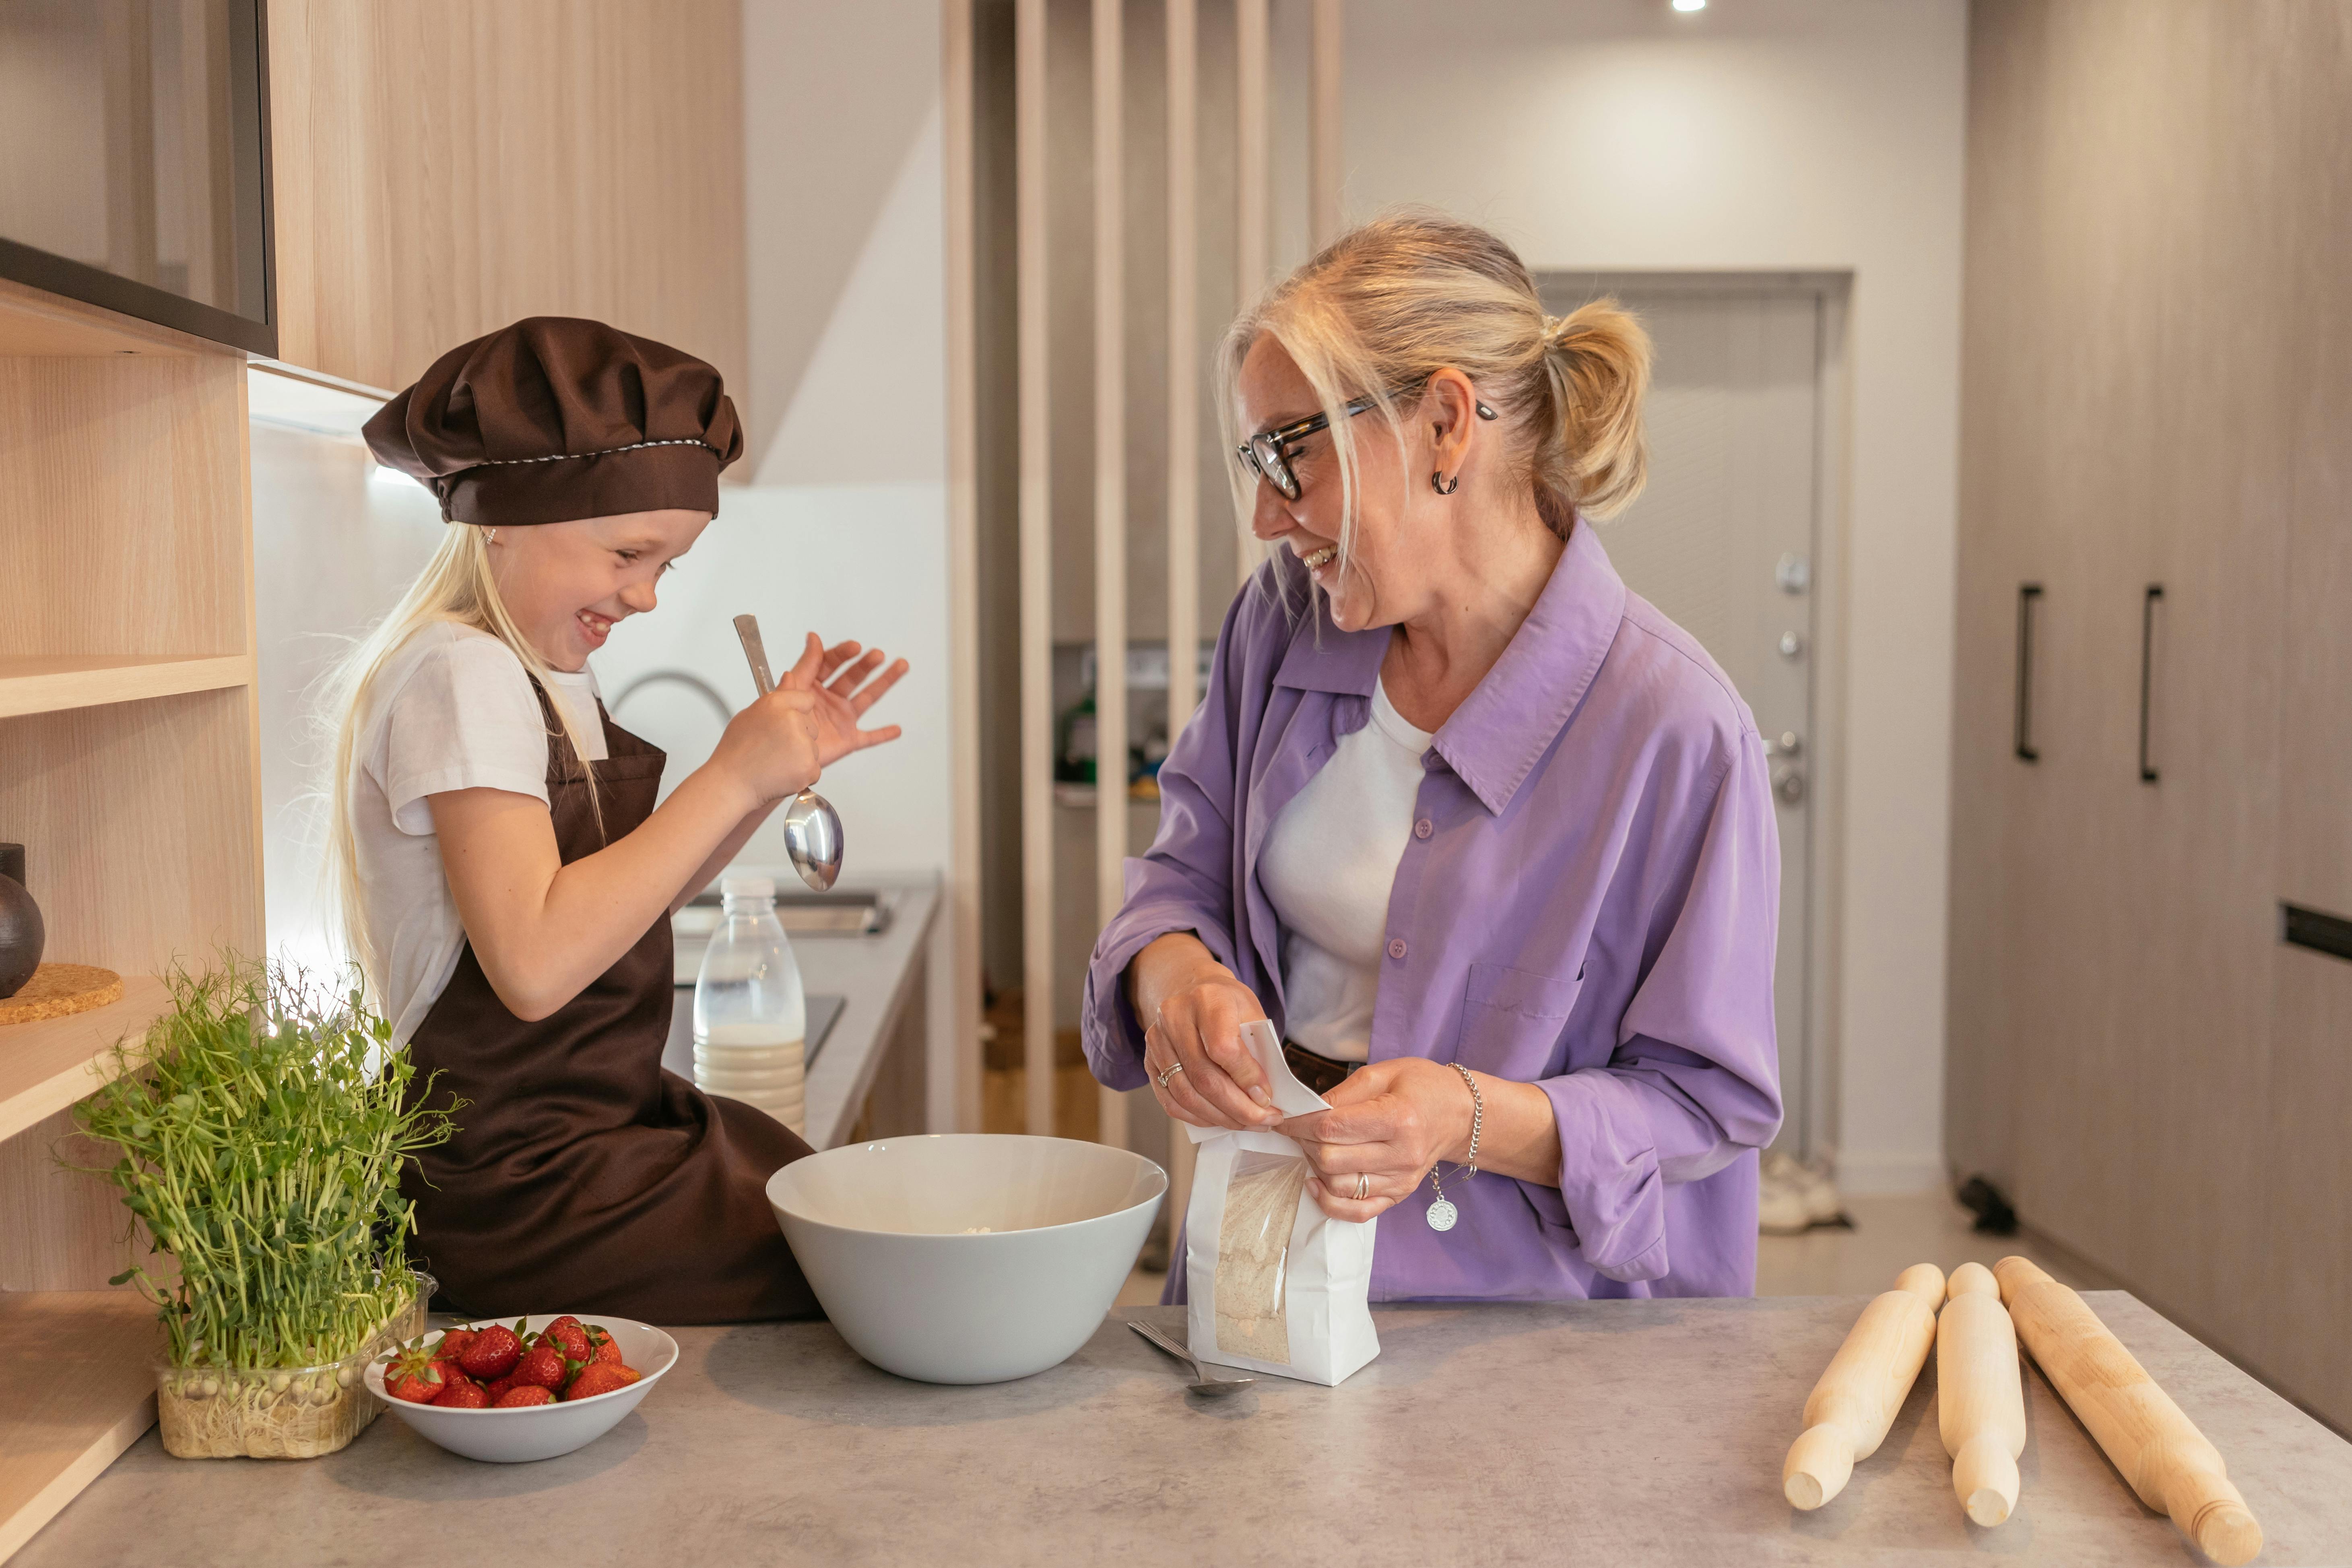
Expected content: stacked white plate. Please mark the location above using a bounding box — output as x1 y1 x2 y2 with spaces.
696 1036 805 1137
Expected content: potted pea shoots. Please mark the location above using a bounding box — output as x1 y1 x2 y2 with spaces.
75 959 459 1459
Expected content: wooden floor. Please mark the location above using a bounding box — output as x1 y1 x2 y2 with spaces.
979 1063 1101 1143
1756 1192 2116 1296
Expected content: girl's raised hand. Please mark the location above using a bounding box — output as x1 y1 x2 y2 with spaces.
710 687 825 807
780 632 907 767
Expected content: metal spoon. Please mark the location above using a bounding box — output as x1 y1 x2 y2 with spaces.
732 614 845 891
1128 1319 1254 1397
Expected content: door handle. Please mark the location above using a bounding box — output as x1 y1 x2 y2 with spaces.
2139 585 2163 783
2015 584 2043 762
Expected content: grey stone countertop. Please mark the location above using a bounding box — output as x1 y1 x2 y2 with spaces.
21 1293 2352 1566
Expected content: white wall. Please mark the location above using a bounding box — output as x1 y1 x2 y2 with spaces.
587 484 953 881
247 397 445 974
1339 0 1966 1193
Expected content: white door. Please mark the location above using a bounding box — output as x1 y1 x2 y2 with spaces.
1541 278 1826 1153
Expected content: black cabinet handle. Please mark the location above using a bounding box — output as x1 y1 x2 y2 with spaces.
2139 585 2163 784
2015 584 2043 762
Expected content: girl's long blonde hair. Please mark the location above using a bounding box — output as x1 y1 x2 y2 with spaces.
320 523 601 996
1218 208 1653 593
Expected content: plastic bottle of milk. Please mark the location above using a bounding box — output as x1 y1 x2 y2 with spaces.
692 874 807 1137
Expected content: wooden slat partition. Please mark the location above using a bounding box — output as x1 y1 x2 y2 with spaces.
1093 0 1131 1153
1165 0 1202 1219
1234 0 1270 589
1310 0 1343 249
943 0 985 1135
984 0 1327 1154
1015 0 1055 1139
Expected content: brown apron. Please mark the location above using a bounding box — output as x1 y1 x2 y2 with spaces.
401 682 821 1325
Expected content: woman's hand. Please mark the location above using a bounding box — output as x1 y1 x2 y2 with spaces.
779 632 907 769
1278 1058 1477 1220
1280 1059 1564 1219
1129 934 1283 1132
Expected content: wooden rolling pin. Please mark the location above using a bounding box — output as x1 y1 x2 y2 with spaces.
1938 1262 2026 1525
1783 1263 1946 1509
1995 1256 2263 1565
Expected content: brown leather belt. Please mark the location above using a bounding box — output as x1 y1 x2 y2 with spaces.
1281 1040 1356 1099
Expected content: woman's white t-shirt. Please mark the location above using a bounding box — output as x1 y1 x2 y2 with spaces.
1255 670 1435 1063
351 622 607 1046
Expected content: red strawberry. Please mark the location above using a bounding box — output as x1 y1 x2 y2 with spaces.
432 1375 491 1409
512 1342 571 1390
457 1323 522 1380
541 1316 592 1361
563 1363 642 1401
493 1384 556 1407
436 1328 479 1364
482 1376 518 1402
383 1341 451 1405
583 1325 625 1365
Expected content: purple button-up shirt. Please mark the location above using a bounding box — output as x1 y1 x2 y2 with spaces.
1083 522 1783 1299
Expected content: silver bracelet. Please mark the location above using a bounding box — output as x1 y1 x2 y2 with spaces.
1451 1061 1483 1175
1425 1063 1483 1233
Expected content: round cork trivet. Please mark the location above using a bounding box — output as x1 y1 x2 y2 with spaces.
0 963 125 1026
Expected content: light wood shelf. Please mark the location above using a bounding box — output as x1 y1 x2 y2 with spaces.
0 1292 162 1564
0 656 255 722
0 264 260 1560
0 977 169 1147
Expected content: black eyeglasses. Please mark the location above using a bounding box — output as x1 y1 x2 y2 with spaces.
1235 387 1498 501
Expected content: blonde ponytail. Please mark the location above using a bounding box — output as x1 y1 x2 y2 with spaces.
1535 300 1651 524
1218 208 1654 559
317 525 602 997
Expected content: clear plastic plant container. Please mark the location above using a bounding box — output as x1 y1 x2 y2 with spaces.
153 1272 432 1460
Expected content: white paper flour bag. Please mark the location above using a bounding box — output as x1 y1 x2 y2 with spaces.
1184 1021 1378 1386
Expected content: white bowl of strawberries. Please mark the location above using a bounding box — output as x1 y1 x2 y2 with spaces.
367 1313 677 1463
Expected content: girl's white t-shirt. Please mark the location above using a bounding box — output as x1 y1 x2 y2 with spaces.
351 622 607 1046
1255 671 1435 1063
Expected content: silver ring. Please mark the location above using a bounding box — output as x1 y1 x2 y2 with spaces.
1354 1173 1369 1201
1156 1061 1185 1089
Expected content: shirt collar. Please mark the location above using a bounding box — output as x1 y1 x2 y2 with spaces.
1434 522 1627 815
1270 523 1628 815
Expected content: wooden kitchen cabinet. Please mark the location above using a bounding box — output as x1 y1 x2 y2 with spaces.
1950 1 2352 1432
2260 38 2352 1426
0 279 264 1561
265 0 748 401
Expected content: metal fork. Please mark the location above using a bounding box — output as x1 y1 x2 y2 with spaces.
1127 1319 1254 1397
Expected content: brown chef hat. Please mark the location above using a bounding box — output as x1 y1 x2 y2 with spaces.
362 316 744 526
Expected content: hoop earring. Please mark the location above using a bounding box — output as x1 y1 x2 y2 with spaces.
1431 471 1459 496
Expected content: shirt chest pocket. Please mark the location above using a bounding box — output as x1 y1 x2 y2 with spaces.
1453 961 1585 1076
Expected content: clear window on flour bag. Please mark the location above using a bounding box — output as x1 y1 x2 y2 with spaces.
1214 1150 1311 1365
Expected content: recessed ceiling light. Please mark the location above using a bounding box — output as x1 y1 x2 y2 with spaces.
1672 0 1706 11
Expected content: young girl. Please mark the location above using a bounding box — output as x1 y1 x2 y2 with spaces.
336 316 904 1323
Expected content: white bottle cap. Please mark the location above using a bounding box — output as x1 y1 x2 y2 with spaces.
720 875 777 900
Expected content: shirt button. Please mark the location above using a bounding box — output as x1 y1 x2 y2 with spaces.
1414 818 1433 840
1387 938 1408 960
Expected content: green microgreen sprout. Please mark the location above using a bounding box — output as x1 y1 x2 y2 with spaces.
73 956 462 1370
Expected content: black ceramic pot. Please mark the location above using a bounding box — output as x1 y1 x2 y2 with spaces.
0 843 44 999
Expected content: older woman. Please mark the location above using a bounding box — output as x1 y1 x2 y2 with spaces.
1083 212 1782 1300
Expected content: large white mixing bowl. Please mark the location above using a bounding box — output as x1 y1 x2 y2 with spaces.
767 1134 1165 1384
